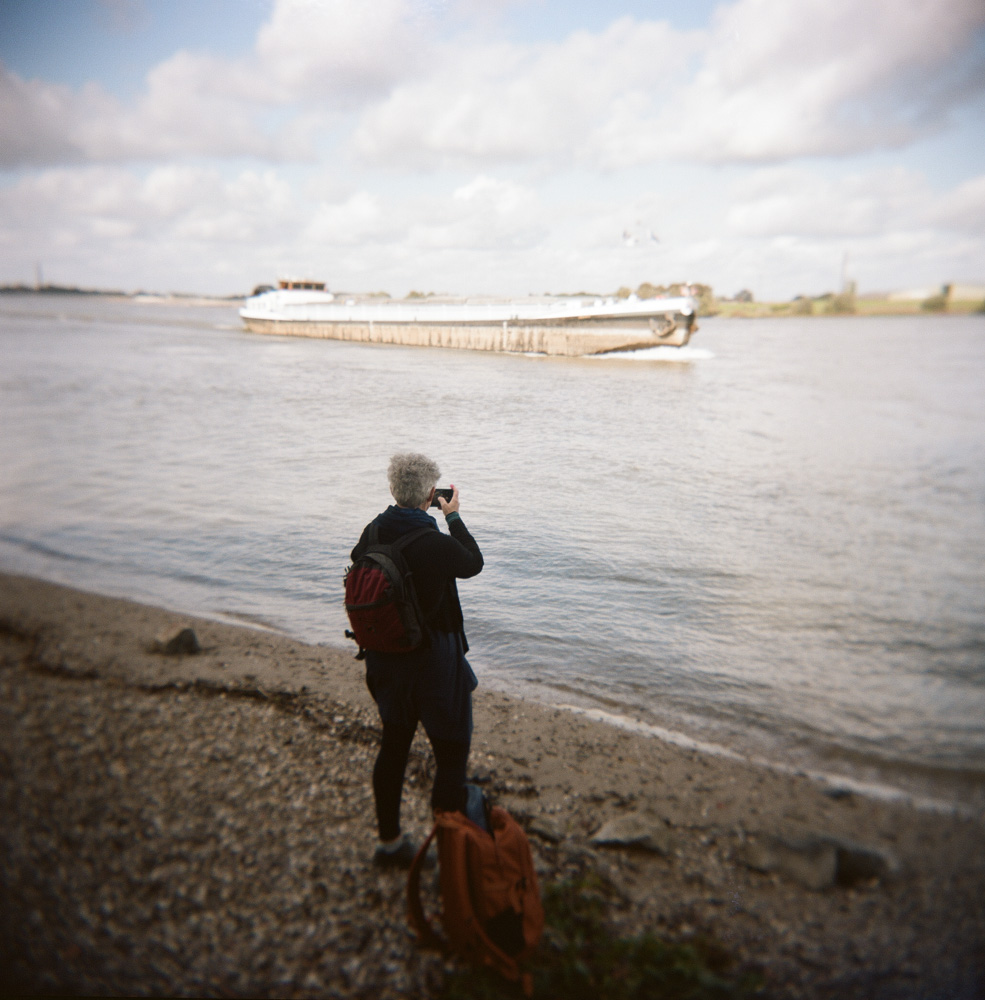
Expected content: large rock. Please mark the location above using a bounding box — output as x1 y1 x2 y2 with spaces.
151 628 201 656
739 835 837 891
590 813 676 855
828 837 900 885
739 832 899 890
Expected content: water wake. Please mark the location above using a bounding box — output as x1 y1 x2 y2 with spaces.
592 345 715 361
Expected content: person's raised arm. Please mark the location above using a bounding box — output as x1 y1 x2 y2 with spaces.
437 484 482 577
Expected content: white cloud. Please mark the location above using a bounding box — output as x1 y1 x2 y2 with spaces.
304 191 389 245
301 175 544 252
0 163 546 291
3 0 982 170
726 166 985 242
727 167 927 238
714 163 985 295
412 175 543 249
0 0 425 167
352 17 692 167
926 175 985 234
640 0 985 164
354 0 985 169
452 174 530 213
0 165 301 257
0 57 302 167
0 66 99 167
254 0 430 106
0 167 137 229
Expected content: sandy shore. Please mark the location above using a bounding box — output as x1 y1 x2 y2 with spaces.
1 573 983 998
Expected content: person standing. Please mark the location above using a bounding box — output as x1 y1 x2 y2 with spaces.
351 453 484 867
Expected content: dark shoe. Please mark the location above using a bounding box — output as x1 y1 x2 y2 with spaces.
373 837 418 870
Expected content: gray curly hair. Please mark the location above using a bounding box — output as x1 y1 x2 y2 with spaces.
388 452 440 508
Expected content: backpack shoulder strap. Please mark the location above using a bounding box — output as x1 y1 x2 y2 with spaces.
407 824 443 950
388 525 434 552
361 523 432 556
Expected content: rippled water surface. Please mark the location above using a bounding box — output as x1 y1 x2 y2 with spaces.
2 294 983 801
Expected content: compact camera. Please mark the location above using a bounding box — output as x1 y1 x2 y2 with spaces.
429 488 454 508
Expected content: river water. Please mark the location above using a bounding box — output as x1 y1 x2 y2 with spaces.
2 293 983 805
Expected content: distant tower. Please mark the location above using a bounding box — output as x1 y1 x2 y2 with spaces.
35 262 43 290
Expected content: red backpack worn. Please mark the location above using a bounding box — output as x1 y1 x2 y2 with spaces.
344 524 431 657
408 803 545 995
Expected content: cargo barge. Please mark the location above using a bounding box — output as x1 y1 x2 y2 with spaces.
240 282 697 357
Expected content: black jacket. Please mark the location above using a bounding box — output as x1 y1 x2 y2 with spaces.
351 505 484 648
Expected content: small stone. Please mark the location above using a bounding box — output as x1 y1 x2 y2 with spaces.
107 760 128 781
529 816 566 843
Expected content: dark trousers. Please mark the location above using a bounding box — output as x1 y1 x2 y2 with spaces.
373 721 469 841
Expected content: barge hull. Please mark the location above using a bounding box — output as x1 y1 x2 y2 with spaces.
241 318 694 355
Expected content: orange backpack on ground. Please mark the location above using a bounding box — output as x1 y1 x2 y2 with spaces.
407 804 545 994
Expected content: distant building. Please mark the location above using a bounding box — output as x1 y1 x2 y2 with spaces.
947 283 985 301
888 287 937 301
889 282 985 302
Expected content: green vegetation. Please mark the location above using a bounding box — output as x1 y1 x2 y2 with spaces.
438 876 765 1000
921 293 948 312
628 281 717 316
635 281 663 299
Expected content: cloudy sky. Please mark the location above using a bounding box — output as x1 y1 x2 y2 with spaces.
1 0 984 299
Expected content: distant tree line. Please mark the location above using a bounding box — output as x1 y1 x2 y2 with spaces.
615 281 717 315
0 283 124 296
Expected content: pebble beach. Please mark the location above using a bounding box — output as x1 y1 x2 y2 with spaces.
1 573 983 998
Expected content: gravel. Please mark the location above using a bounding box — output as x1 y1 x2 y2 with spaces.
2 575 984 998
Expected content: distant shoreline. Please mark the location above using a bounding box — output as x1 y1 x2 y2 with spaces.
0 284 242 303
714 296 985 318
3 284 983 317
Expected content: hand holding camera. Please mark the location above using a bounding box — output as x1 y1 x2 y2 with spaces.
431 485 459 516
